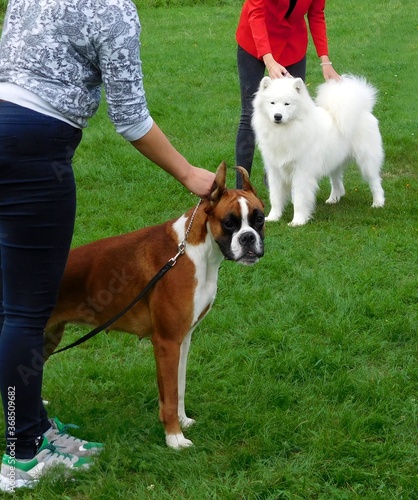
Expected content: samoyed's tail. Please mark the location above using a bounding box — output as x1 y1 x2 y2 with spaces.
315 75 378 139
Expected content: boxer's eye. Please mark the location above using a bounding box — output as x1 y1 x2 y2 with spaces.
252 211 265 230
222 215 239 233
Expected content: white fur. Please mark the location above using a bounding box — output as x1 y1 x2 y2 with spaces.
252 74 385 226
165 433 193 449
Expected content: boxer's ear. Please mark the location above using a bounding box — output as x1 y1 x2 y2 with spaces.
236 166 257 195
209 161 227 204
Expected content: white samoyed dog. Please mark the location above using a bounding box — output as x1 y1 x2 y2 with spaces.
252 75 385 226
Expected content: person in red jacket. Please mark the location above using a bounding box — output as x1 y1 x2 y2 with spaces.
235 0 340 187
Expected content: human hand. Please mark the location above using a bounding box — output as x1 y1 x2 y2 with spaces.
182 165 216 198
263 53 290 79
319 56 341 81
322 64 341 81
266 61 291 79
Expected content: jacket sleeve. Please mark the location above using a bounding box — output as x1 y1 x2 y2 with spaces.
95 3 152 138
246 0 272 58
307 0 329 57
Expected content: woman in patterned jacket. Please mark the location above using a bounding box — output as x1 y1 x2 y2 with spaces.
0 0 215 491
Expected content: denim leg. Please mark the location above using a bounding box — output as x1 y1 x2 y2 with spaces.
287 57 307 80
0 103 81 458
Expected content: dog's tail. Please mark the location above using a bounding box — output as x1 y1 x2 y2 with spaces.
315 74 378 139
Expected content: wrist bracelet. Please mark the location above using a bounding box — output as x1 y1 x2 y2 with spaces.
320 62 333 66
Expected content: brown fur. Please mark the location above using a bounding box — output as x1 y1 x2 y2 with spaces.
45 162 264 444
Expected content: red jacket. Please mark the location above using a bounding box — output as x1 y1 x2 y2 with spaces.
236 0 329 66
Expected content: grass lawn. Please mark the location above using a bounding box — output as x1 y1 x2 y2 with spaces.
0 0 417 498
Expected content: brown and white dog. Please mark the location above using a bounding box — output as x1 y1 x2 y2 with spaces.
45 162 265 449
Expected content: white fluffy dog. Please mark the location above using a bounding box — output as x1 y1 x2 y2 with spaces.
252 75 385 226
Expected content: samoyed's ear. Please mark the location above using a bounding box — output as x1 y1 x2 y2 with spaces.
260 76 272 90
293 78 304 93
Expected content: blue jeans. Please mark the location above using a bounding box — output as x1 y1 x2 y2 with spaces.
235 46 307 187
0 102 82 458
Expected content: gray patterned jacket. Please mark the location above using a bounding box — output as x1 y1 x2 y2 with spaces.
0 0 152 139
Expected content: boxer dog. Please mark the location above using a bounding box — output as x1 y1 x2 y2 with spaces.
44 162 265 449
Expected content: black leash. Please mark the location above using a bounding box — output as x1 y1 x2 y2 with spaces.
51 200 202 356
51 259 176 355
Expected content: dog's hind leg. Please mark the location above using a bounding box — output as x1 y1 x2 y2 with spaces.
178 330 196 430
326 168 346 204
44 322 65 360
357 152 385 208
354 118 385 207
367 174 385 207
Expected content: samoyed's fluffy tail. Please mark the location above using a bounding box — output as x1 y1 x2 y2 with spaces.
315 75 378 139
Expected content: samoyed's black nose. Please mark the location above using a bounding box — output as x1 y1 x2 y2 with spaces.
274 113 283 123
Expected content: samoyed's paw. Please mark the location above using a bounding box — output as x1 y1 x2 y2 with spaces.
288 217 310 227
325 196 341 205
265 211 282 222
371 197 385 208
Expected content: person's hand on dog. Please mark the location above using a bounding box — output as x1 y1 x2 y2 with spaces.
322 65 340 81
182 165 217 198
263 53 291 78
267 62 291 79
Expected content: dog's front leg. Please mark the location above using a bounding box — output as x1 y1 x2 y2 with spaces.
265 168 288 222
152 336 193 449
289 174 318 227
178 330 196 430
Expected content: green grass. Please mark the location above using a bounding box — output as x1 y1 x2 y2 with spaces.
1 1 417 498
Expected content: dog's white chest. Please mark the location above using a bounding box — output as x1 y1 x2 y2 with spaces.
173 216 223 325
190 244 220 323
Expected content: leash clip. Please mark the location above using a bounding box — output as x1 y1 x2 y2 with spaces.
169 200 201 267
169 242 186 266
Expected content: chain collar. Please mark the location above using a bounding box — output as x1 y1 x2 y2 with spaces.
169 199 202 265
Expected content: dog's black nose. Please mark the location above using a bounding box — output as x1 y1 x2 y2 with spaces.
274 113 282 123
239 232 256 247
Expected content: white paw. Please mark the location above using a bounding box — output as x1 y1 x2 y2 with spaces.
325 196 340 205
179 415 196 429
371 199 385 208
265 212 281 222
166 433 193 449
288 218 309 227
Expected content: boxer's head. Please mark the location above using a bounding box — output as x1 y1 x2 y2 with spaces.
206 162 265 265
